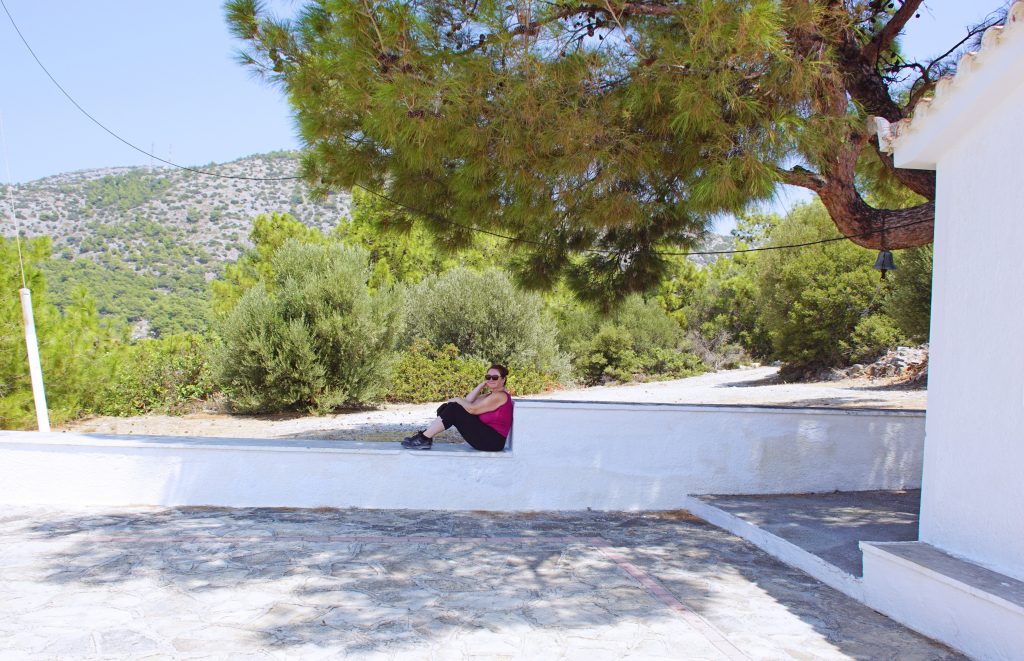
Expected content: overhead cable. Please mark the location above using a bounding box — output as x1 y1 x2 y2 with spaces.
3 0 930 258
0 0 301 182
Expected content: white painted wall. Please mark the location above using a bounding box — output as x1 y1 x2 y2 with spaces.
861 542 1024 661
907 71 1024 583
0 402 924 510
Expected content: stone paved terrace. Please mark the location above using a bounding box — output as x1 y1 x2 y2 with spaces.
0 506 963 660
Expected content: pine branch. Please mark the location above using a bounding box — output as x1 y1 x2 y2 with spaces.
862 0 925 64
774 165 826 192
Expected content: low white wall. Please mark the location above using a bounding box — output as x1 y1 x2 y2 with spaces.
0 401 924 510
861 542 1024 661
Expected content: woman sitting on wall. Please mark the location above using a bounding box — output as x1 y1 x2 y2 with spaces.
401 364 513 452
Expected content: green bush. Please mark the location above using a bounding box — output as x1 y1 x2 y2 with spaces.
849 314 907 365
402 268 568 377
559 294 706 385
387 339 554 403
99 333 215 416
756 201 905 372
2 238 122 429
387 339 488 403
640 346 706 380
572 324 642 384
213 241 400 413
885 245 932 343
613 296 688 356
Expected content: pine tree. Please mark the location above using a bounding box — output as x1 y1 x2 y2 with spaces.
226 0 1003 296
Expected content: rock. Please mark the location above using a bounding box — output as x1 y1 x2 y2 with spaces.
860 345 929 381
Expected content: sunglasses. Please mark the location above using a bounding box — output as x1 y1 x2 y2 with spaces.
484 374 502 381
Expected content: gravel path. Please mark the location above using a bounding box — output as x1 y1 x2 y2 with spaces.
61 366 925 442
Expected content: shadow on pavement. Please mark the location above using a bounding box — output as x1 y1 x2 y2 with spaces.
6 508 964 658
700 491 922 576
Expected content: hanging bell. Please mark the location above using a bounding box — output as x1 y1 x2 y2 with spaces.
873 250 897 278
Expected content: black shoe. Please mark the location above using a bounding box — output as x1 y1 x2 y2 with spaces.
402 429 424 443
401 432 432 450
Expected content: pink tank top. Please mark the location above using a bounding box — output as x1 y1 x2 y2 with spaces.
478 394 514 437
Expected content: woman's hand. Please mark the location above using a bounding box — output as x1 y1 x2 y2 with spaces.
464 381 488 403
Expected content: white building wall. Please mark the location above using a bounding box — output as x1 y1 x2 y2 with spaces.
918 79 1024 582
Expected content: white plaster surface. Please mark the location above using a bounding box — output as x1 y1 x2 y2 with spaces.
912 54 1024 584
871 10 1024 656
0 402 924 510
861 542 1024 661
889 4 1024 170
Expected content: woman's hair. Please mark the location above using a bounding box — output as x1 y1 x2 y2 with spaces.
488 364 508 379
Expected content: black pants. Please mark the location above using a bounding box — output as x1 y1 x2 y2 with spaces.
436 402 506 452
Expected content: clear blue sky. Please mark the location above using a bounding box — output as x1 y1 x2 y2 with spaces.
0 0 300 183
0 0 1007 186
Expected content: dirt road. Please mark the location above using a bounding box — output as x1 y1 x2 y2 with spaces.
60 366 924 441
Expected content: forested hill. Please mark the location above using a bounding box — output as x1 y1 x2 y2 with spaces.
2 151 349 266
1 152 350 336
2 151 732 336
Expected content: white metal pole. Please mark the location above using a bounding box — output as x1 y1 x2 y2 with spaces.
19 287 50 432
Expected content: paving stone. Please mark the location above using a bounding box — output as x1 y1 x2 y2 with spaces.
0 506 965 660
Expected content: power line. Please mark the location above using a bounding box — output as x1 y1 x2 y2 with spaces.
3 0 930 259
353 184 931 258
0 0 300 183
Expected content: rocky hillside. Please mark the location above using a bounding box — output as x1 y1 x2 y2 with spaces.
2 151 733 336
2 151 350 271
3 152 733 269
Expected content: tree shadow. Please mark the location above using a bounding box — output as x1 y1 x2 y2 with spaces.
716 372 782 388
9 508 962 658
277 422 464 444
700 491 922 575
17 509 696 655
747 396 909 409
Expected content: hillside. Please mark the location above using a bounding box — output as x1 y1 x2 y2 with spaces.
2 151 349 266
2 153 350 335
2 152 733 336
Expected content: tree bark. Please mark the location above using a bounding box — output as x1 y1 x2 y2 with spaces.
817 186 935 249
777 2 936 248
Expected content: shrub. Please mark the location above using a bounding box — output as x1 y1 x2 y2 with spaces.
559 294 706 385
849 314 907 365
387 339 555 403
99 333 215 416
213 241 400 413
885 245 932 342
572 324 642 384
402 268 568 377
612 296 688 356
757 201 906 372
387 339 487 403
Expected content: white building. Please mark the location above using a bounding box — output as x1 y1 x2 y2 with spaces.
869 4 1024 658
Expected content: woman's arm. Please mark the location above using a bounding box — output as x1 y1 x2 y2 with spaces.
452 392 508 415
464 381 487 403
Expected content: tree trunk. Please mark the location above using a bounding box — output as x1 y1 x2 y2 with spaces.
817 184 935 249
785 131 936 249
